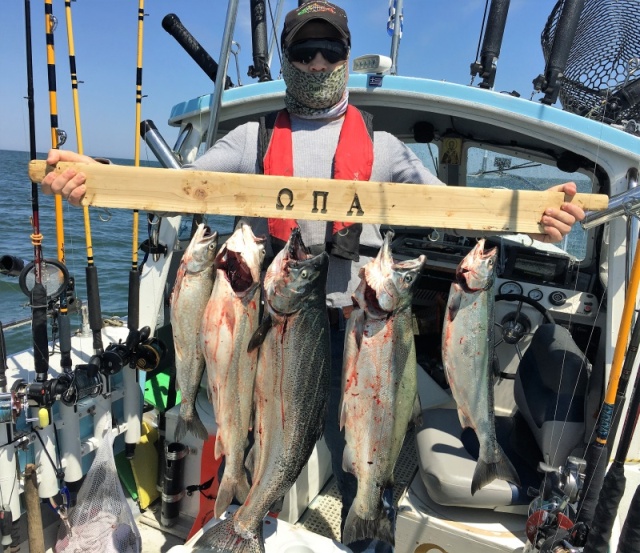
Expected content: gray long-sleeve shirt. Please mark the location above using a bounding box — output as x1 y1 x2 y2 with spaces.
188 114 442 307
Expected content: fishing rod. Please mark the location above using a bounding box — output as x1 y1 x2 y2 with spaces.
582 353 640 552
44 0 67 267
44 0 74 380
123 0 146 460
248 0 272 82
63 0 103 359
577 238 640 528
617 485 640 552
161 13 234 87
470 0 511 89
24 0 49 385
59 0 106 492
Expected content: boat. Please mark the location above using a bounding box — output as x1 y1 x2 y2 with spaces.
2 0 640 551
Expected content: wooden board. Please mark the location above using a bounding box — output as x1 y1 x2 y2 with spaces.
29 160 609 233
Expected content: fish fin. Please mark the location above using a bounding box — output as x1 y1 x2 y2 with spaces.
447 291 462 321
214 472 250 519
471 449 521 495
412 395 423 427
342 504 394 547
174 416 187 442
193 517 265 553
214 434 224 460
339 399 348 431
456 407 473 430
245 445 256 476
341 442 355 475
247 315 272 352
176 412 209 443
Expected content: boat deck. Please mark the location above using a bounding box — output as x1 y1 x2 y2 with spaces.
135 427 419 550
296 427 418 542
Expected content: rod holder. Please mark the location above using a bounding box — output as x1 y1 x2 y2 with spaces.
161 442 188 527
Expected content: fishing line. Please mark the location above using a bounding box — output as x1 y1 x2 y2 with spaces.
33 427 63 479
571 37 640 531
470 0 490 86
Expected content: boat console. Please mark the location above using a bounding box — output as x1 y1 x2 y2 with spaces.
390 228 601 514
391 229 602 372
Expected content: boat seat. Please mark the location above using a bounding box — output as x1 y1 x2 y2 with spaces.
415 323 590 509
514 323 591 466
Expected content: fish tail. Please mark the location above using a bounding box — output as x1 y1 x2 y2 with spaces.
471 448 521 495
342 503 394 547
175 412 209 443
214 473 251 519
193 517 264 553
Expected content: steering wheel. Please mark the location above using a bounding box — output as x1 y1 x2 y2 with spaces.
494 293 555 362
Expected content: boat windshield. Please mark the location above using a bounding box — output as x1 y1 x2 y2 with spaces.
466 147 593 261
409 143 593 261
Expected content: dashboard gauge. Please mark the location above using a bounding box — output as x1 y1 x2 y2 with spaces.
549 290 567 306
528 288 544 301
498 281 523 295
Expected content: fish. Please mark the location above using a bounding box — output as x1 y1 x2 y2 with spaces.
441 238 521 495
193 228 330 553
170 224 218 443
200 220 266 519
340 231 426 547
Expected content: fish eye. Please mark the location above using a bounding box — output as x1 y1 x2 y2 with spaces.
300 269 309 279
404 274 414 284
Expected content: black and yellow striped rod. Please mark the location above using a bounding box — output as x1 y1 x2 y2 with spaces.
64 0 104 355
44 0 66 265
128 0 146 332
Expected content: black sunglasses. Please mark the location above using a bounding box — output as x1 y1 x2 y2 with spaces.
286 39 349 65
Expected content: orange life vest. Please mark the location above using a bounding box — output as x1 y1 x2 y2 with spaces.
263 105 374 260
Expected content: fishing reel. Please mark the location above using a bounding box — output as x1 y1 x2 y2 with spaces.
9 363 102 410
100 326 166 375
16 258 70 302
0 392 17 425
58 360 103 406
11 376 72 411
524 456 587 552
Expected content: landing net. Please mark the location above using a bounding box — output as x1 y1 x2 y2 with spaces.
542 0 640 125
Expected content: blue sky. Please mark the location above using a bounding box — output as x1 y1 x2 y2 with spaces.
0 0 559 159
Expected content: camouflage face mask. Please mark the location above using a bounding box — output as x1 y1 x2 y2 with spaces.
282 56 348 116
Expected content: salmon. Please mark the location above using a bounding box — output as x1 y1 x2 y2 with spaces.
200 220 266 519
170 224 218 442
340 231 425 547
441 238 520 495
193 228 330 553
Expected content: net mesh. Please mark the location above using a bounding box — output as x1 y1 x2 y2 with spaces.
54 429 141 553
541 0 640 125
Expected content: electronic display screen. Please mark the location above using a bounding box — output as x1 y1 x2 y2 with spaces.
507 253 568 284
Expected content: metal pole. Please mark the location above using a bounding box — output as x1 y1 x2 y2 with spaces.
267 0 285 68
389 0 404 75
205 0 240 151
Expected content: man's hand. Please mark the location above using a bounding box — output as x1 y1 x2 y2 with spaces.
529 182 586 244
40 149 97 207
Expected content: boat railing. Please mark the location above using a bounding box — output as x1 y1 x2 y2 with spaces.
581 168 640 229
